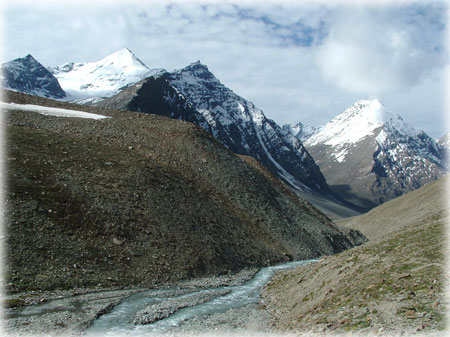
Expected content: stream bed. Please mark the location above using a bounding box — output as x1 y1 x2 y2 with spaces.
85 259 316 336
4 259 316 336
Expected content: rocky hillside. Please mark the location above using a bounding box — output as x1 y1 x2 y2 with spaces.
303 99 446 210
261 177 447 335
4 90 365 293
337 177 448 241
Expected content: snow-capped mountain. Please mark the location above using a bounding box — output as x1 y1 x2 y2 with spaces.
1 54 66 99
437 133 450 148
97 61 331 194
282 122 321 142
50 48 164 100
303 99 446 209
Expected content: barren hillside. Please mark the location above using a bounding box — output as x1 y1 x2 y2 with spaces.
261 178 448 335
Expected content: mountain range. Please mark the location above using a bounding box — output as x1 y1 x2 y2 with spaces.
94 61 333 196
1 49 447 213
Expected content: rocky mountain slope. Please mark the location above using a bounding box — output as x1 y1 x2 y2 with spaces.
4 90 365 293
50 48 164 101
261 177 448 335
301 99 447 210
95 62 331 195
1 55 66 99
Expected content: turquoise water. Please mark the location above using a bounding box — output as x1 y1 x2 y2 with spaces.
86 259 316 336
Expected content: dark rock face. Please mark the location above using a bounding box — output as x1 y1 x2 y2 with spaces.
96 76 213 134
1 55 66 99
5 90 366 292
97 62 330 194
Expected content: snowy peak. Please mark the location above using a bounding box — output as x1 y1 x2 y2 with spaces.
307 99 418 149
343 99 385 123
1 54 66 99
164 63 331 193
54 48 149 74
97 60 331 194
437 133 450 148
175 61 218 83
94 48 149 71
51 48 164 100
302 99 446 209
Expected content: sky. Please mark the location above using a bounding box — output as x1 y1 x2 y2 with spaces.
1 0 449 138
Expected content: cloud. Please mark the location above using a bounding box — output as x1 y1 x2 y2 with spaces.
315 4 448 94
1 1 448 138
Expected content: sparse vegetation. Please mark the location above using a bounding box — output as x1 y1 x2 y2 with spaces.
261 178 447 335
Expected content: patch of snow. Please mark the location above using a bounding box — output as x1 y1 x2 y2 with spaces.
0 102 109 120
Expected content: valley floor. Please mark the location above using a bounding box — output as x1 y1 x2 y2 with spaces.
3 212 448 336
3 268 268 336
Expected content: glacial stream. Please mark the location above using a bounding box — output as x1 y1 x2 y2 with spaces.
85 259 316 336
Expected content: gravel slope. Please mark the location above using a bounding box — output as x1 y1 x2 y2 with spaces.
261 178 448 335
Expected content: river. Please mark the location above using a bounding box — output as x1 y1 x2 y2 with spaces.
85 259 316 336
4 259 316 336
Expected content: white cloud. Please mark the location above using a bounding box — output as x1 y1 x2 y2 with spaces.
1 1 448 138
315 4 447 95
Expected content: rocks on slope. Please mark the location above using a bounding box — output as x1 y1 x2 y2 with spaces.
96 61 331 195
4 90 365 293
1 55 66 99
302 99 446 210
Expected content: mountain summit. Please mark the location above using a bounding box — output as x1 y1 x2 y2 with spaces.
306 99 421 163
50 48 164 100
302 99 446 209
1 54 66 99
